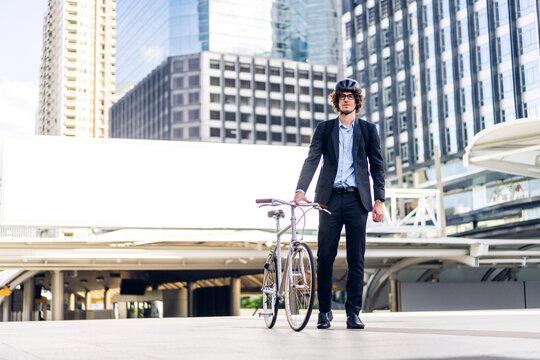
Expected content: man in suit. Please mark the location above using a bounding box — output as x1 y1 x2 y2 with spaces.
293 78 385 329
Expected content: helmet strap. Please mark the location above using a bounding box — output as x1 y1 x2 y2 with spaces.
339 108 355 115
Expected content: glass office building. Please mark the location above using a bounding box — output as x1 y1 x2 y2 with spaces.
116 0 339 97
341 0 540 237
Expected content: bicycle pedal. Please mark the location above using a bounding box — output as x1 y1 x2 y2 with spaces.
261 286 274 294
258 311 273 317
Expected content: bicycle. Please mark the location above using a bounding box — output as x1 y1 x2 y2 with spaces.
255 198 330 331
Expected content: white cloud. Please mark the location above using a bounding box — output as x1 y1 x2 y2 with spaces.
0 77 39 136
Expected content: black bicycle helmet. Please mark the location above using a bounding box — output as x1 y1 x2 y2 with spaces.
335 78 360 92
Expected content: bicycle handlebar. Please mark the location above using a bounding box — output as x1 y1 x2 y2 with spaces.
255 198 330 214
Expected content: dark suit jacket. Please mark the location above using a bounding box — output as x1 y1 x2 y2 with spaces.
296 117 385 211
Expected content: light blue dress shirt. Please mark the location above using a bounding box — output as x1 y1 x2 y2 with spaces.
333 121 357 188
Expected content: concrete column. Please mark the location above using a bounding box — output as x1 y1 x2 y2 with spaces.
388 279 398 312
434 145 447 236
104 288 111 310
162 289 187 317
187 282 194 317
230 277 241 316
51 270 64 321
85 291 92 311
2 296 9 322
23 278 35 321
68 293 76 311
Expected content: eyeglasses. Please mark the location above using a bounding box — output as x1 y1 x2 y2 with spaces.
339 94 355 100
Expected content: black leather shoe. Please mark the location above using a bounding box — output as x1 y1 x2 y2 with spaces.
346 313 365 329
317 311 333 329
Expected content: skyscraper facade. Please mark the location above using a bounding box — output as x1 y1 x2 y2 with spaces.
38 0 117 138
341 0 540 235
110 51 338 145
342 0 540 171
115 0 339 98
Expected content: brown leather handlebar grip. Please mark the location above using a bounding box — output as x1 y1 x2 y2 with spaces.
255 198 273 204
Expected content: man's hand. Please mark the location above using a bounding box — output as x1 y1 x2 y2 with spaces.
293 191 312 205
372 200 384 222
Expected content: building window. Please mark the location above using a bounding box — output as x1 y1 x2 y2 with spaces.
188 58 200 71
173 94 184 106
225 129 236 139
188 109 199 121
255 65 266 74
383 58 391 76
397 51 404 70
224 78 236 88
519 24 537 55
370 64 378 79
256 115 267 124
284 68 295 78
188 127 200 137
210 93 220 103
271 132 282 142
286 117 296 126
399 112 407 132
372 93 379 108
224 61 235 71
313 72 323 81
387 147 395 165
398 81 406 101
209 60 220 70
285 101 296 110
313 88 324 96
173 77 184 89
188 92 199 104
173 128 184 139
240 96 251 106
241 130 251 140
270 66 280 76
210 110 220 120
240 80 251 89
239 63 251 73
255 81 266 91
225 112 235 121
521 62 540 92
285 84 295 94
210 128 220 137
225 95 236 105
173 60 184 73
188 75 200 87
286 134 296 143
384 87 392 105
298 70 309 79
386 116 393 132
271 100 281 109
400 143 408 160
173 111 183 123
255 98 266 107
241 113 251 122
210 77 220 86
270 83 281 92
256 131 267 140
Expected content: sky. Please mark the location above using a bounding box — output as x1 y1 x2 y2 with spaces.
0 1 48 135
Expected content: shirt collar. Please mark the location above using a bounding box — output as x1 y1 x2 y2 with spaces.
338 119 355 130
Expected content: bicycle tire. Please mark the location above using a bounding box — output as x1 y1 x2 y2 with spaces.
284 242 315 331
262 254 279 328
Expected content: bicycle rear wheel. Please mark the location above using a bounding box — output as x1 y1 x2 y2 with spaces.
284 242 315 331
262 254 279 328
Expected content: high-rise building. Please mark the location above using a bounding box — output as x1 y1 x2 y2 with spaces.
38 0 116 137
110 52 338 144
115 0 339 98
341 0 540 236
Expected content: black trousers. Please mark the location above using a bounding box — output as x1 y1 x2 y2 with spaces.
317 191 368 315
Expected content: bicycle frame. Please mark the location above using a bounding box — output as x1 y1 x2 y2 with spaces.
271 204 311 301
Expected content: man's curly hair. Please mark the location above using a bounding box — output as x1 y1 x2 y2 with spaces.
328 89 364 114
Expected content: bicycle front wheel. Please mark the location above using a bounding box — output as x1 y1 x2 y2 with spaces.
262 254 279 328
284 242 315 331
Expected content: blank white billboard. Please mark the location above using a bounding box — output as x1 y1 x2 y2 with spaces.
0 135 320 229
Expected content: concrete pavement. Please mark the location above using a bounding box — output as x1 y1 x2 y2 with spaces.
0 309 539 359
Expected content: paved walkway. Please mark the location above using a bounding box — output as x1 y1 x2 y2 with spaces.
1 309 539 359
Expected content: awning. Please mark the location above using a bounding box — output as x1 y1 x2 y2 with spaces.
463 118 540 178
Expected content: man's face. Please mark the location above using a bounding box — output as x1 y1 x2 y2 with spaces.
338 92 355 113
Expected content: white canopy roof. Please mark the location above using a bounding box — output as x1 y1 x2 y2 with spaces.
463 117 540 178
